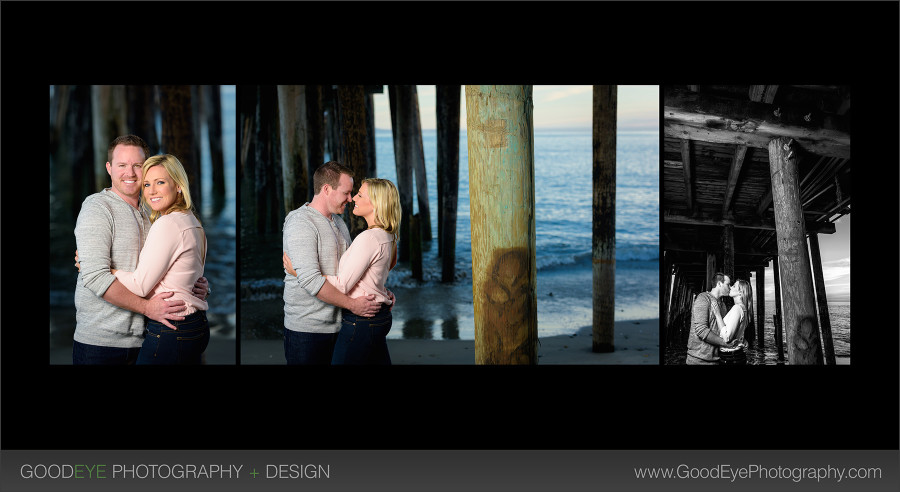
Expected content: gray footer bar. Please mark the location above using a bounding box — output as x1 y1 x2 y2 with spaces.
2 449 897 492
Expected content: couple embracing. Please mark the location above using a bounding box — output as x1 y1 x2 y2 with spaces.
281 161 401 365
686 272 754 365
73 135 211 365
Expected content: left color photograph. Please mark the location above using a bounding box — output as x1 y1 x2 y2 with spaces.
49 85 237 365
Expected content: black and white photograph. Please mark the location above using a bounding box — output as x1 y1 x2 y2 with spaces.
661 85 851 365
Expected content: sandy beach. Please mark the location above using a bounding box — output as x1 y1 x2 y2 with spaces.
239 318 659 365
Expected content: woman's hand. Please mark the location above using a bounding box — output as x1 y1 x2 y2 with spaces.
283 251 297 277
110 268 118 275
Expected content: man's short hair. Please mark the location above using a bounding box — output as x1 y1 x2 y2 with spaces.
313 161 354 195
108 135 151 164
711 272 728 288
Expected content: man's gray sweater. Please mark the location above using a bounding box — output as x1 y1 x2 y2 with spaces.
73 189 150 348
283 204 351 333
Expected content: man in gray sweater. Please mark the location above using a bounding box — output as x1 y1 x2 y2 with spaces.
282 161 382 364
73 135 209 364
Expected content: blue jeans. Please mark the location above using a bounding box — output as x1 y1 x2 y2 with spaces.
137 311 210 365
72 340 141 365
284 328 338 365
332 304 392 365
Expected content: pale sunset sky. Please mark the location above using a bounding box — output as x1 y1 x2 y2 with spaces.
371 85 659 132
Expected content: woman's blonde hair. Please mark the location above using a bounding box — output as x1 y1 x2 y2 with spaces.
735 278 754 329
364 178 401 241
141 154 198 223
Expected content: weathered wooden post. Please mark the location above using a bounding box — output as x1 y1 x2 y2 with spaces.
437 85 461 282
592 85 616 353
808 233 837 365
721 224 735 312
466 85 537 364
202 85 227 216
160 85 203 212
306 86 326 200
768 137 823 365
772 257 785 362
661 252 671 333
91 85 128 192
277 85 309 215
126 85 159 152
755 266 765 348
409 86 432 242
337 85 371 239
366 91 378 178
705 252 716 291
410 214 423 281
390 86 417 265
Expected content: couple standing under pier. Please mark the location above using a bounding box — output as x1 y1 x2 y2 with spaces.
281 161 401 365
686 272 754 365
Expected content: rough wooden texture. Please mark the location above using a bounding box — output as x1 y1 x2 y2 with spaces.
665 87 851 159
160 85 203 212
705 252 716 291
755 267 765 347
768 137 822 364
465 85 537 365
91 85 128 192
680 139 693 213
592 85 617 352
305 86 326 200
202 85 227 216
277 85 309 215
337 85 371 238
808 233 836 365
390 86 415 262
409 86 432 242
436 85 461 282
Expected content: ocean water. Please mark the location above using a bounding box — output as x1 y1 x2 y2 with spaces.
241 128 659 340
743 300 850 364
380 129 659 339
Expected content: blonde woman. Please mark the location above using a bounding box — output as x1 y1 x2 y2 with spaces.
712 278 753 365
112 154 209 364
285 178 400 364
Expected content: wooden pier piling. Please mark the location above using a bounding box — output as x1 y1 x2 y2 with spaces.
465 85 537 365
768 137 823 364
276 85 309 215
436 85 461 282
808 233 837 365
592 85 616 353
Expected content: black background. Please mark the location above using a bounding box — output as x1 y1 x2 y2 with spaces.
3 1 897 452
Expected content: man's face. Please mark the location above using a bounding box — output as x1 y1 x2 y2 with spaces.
106 144 146 200
326 173 354 215
718 276 732 297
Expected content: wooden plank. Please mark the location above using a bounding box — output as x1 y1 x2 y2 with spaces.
664 212 836 233
680 139 694 214
664 87 851 158
721 144 747 215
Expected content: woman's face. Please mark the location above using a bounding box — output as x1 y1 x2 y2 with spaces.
352 182 374 218
729 282 741 298
143 165 180 213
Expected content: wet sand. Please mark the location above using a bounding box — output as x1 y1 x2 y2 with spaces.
240 318 660 365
